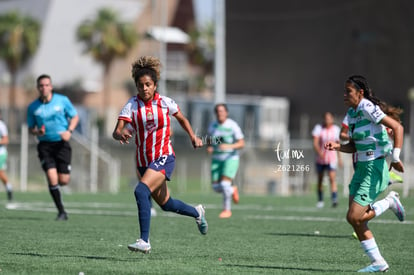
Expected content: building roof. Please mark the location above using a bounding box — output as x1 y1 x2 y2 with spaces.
146 26 190 44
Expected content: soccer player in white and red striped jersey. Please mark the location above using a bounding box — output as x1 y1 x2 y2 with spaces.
312 112 341 208
113 56 208 254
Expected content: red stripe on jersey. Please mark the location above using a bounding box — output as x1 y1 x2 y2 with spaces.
135 100 146 166
155 101 165 159
146 102 156 162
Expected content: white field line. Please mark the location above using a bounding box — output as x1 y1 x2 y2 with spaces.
246 215 414 225
3 201 413 225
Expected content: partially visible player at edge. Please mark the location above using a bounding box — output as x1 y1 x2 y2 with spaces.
27 74 79 221
0 115 13 203
207 103 244 218
112 56 208 254
324 75 405 273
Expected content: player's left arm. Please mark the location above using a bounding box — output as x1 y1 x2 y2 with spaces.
380 115 404 172
60 114 79 141
219 121 245 150
174 111 202 148
67 114 79 133
232 138 245 150
61 98 80 141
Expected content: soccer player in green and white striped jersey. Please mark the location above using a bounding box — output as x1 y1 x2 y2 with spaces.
325 75 405 273
207 104 244 218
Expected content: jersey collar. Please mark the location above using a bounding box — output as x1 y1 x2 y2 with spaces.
137 92 160 104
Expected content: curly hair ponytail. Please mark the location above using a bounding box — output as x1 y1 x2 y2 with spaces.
346 75 403 123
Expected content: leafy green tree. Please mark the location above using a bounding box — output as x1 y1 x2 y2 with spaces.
187 22 215 91
77 8 138 107
0 11 41 109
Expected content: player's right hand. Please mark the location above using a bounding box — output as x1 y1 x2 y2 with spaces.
192 136 203 148
119 128 132 144
324 141 340 151
37 125 45 136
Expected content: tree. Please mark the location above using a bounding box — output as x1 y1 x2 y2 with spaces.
0 11 41 109
187 22 215 92
76 8 138 108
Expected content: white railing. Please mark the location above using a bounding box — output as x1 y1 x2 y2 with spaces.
19 124 120 193
71 126 120 193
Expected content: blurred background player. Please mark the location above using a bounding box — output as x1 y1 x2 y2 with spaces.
113 56 207 254
325 75 405 273
0 114 13 203
207 103 244 218
27 74 79 221
311 112 341 208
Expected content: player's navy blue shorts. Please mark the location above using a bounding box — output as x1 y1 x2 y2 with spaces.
138 154 175 181
316 163 336 173
37 140 72 173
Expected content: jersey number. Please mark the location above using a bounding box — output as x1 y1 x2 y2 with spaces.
153 155 168 168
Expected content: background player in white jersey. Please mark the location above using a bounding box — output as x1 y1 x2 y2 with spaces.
325 75 405 273
207 104 244 218
311 112 341 208
0 115 13 203
113 56 207 254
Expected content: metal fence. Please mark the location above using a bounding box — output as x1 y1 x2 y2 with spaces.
5 130 413 198
10 124 120 193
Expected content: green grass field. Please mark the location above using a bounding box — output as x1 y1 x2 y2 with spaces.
1 189 413 275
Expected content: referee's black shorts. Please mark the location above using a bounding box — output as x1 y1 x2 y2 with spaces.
37 140 72 173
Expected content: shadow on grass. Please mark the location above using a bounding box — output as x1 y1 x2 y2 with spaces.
0 216 44 221
10 252 138 262
266 232 353 239
225 263 353 273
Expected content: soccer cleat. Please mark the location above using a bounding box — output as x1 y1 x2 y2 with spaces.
219 210 232 218
386 191 405 222
316 201 324 208
352 232 358 240
195 204 208 235
389 171 403 184
5 202 17 210
232 186 239 204
332 201 338 208
128 239 151 254
150 207 157 217
56 212 68 221
357 262 389 272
